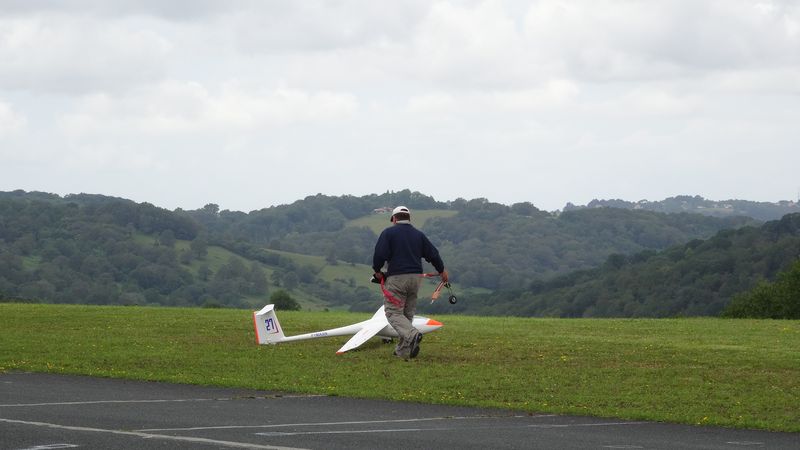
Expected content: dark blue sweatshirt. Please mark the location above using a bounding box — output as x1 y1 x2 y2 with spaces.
372 223 445 277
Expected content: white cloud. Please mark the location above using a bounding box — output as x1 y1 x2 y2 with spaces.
230 2 428 54
407 79 579 114
405 1 536 88
407 92 457 114
63 143 169 173
607 87 701 117
58 80 359 137
0 0 237 20
0 14 171 94
708 68 800 94
523 0 800 81
0 100 27 136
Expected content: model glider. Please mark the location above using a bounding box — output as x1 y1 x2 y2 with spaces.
253 304 443 354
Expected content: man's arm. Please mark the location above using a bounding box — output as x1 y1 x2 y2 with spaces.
372 230 390 274
421 233 445 274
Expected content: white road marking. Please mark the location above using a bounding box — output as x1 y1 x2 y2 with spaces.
257 428 430 436
0 418 306 450
726 442 765 446
0 395 323 408
15 445 79 450
0 399 217 407
137 415 552 432
251 420 649 437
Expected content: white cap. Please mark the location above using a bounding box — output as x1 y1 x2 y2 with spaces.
391 206 410 221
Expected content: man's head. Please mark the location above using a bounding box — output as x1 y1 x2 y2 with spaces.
390 205 411 223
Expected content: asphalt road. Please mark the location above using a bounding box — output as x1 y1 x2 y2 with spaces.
1 372 796 449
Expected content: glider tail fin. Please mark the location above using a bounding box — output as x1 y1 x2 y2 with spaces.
253 304 286 345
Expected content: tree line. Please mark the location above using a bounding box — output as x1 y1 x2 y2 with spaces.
564 194 799 222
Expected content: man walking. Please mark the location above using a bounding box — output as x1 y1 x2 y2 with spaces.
372 206 448 359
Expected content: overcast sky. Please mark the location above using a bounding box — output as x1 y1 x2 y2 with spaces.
1 1 798 212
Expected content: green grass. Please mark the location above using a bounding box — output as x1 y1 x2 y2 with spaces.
21 255 42 270
348 209 458 234
1 304 798 432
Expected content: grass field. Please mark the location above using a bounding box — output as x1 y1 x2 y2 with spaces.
1 303 797 432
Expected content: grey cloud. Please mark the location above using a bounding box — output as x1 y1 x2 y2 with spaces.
523 0 800 82
230 1 428 54
0 0 237 20
0 15 170 94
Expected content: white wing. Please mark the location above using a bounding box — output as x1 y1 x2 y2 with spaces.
335 319 387 354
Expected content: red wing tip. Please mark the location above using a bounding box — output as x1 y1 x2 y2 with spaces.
426 319 443 326
336 351 344 355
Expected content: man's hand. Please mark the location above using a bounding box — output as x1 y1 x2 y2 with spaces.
439 270 449 283
371 272 385 284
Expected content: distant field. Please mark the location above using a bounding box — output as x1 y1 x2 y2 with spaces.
347 209 458 234
131 234 374 309
269 248 376 293
133 233 262 277
129 233 480 310
267 247 487 304
1 304 797 432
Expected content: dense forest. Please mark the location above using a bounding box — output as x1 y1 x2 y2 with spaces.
421 203 754 290
183 193 755 290
723 259 800 319
426 213 800 318
1 189 796 317
0 193 260 308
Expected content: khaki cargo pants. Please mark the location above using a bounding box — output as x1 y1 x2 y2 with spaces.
383 274 422 358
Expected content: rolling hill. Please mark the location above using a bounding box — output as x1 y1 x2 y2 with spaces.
437 213 800 317
3 189 793 316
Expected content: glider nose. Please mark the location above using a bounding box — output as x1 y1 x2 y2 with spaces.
422 318 443 333
413 316 443 335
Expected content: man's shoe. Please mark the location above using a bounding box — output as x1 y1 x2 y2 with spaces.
410 334 423 359
393 349 409 360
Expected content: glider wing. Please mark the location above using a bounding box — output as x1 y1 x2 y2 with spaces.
335 318 387 354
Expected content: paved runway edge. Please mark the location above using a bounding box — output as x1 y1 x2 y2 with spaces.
1 372 797 450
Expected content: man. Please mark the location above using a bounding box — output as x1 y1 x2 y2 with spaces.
372 206 448 359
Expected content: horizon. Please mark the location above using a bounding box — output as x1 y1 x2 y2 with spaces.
3 187 798 214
